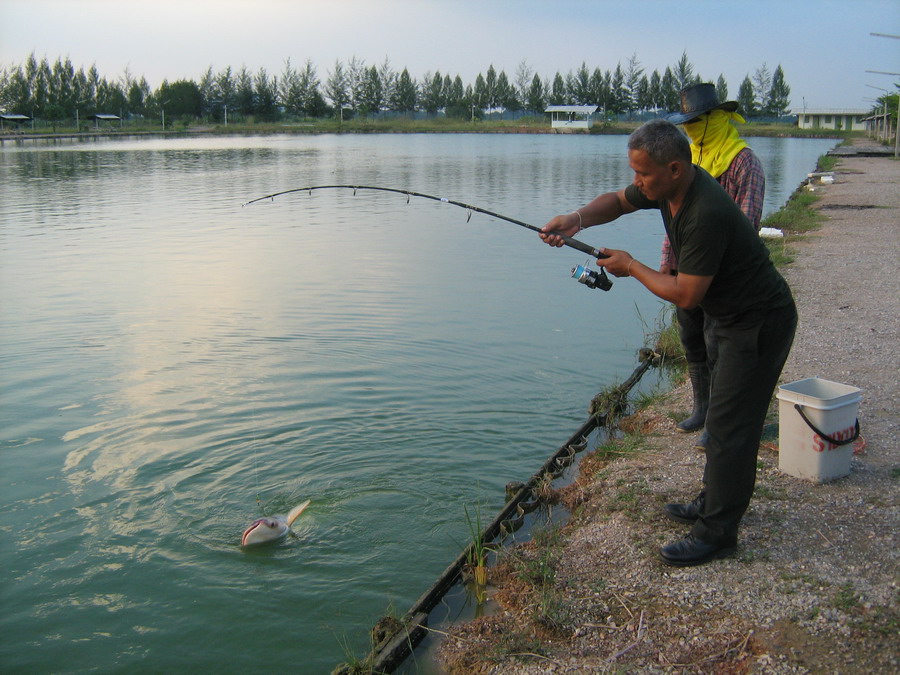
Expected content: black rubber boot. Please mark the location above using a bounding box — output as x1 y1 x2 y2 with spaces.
694 430 709 451
676 362 710 433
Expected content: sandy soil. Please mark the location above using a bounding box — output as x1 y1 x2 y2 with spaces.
436 140 899 674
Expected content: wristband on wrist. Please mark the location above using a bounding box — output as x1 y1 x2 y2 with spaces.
627 258 636 277
572 210 583 231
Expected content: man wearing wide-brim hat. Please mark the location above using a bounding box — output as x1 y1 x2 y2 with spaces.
660 83 766 431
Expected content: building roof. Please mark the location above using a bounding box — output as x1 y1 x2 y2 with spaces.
545 105 599 114
791 108 869 115
87 113 121 121
0 113 32 121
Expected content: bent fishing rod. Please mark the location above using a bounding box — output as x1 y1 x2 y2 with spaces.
243 184 612 291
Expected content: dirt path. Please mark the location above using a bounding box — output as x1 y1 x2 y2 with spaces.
437 140 899 674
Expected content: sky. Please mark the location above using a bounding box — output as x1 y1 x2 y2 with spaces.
1 0 898 111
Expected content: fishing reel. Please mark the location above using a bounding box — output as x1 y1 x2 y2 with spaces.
571 262 613 292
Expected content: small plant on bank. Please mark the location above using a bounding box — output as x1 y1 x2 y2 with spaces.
464 504 488 586
595 433 646 460
833 583 861 611
762 189 825 235
588 383 629 424
817 154 839 172
333 634 375 675
765 238 795 268
653 309 685 365
505 524 572 631
763 153 834 238
489 631 548 663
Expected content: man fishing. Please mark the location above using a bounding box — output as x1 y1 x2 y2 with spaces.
540 119 796 566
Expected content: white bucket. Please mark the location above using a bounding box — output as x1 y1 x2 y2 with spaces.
776 378 861 482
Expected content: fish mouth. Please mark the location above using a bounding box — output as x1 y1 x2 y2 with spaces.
241 519 265 546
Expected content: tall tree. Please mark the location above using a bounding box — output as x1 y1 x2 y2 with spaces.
766 64 791 117
660 67 678 111
378 57 397 111
358 65 383 116
390 67 417 113
525 73 545 114
52 57 76 117
445 74 467 118
215 66 236 119
127 77 149 117
715 74 728 104
589 67 607 109
609 63 627 115
648 70 662 110
346 55 367 113
484 64 498 110
514 60 534 109
31 56 51 117
737 75 756 117
279 58 302 115
635 74 651 113
472 73 486 112
85 64 101 112
324 60 350 117
235 66 255 117
299 59 324 117
624 53 644 116
197 66 216 117
673 51 695 91
253 67 278 120
549 72 567 105
752 62 772 113
496 69 519 111
420 70 444 115
571 62 591 105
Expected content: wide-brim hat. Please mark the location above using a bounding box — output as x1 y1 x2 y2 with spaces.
665 83 739 124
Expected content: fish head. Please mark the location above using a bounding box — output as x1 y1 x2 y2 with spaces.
241 517 288 547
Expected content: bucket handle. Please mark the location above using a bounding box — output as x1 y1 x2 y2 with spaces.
793 404 860 446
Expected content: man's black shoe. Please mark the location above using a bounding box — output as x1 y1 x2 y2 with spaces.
659 534 736 567
663 493 705 524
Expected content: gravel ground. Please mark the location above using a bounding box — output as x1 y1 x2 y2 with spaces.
438 140 899 674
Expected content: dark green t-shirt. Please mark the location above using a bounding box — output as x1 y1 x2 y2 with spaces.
625 166 792 320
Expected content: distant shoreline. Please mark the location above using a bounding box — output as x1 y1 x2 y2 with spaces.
0 120 848 144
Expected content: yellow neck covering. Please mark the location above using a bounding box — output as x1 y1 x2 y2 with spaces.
682 109 747 178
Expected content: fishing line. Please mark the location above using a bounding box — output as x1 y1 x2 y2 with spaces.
243 184 613 291
246 396 263 511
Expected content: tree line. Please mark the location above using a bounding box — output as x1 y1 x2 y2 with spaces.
0 51 793 125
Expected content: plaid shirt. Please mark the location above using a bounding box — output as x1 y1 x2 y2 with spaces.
660 147 766 270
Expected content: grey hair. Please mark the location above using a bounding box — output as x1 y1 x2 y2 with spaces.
628 119 691 165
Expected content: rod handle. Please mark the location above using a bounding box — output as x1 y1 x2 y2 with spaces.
553 233 609 259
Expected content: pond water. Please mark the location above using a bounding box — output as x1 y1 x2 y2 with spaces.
0 132 837 673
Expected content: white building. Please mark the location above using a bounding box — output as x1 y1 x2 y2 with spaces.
545 105 598 129
792 108 869 132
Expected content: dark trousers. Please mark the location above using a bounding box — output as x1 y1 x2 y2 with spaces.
691 301 798 546
676 304 718 367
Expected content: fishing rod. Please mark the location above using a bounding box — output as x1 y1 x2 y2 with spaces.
243 185 612 291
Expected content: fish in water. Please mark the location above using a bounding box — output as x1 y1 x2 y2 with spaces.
241 500 311 547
